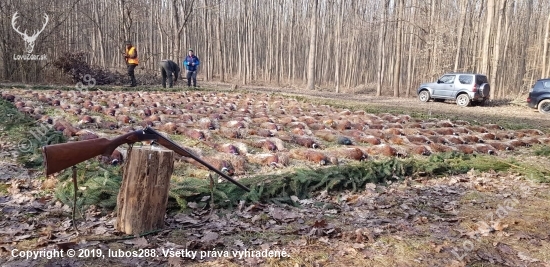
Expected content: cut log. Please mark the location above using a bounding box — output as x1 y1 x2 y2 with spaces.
116 147 174 235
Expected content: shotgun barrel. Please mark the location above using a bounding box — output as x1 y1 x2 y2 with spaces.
142 127 250 192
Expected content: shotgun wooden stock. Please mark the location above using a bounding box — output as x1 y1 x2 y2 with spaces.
42 127 250 192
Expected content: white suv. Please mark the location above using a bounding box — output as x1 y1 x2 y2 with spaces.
417 73 490 107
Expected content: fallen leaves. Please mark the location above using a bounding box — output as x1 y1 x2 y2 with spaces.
1 159 549 267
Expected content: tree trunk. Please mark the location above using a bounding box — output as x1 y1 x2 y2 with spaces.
306 0 318 91
376 0 389 96
542 12 550 78
392 0 404 97
490 0 506 99
216 0 225 81
335 0 343 93
116 147 174 235
454 0 468 72
481 0 495 74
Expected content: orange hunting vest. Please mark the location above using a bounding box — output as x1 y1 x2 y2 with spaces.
126 46 139 65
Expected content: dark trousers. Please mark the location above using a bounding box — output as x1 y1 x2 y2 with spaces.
127 64 137 86
161 67 173 88
186 70 197 87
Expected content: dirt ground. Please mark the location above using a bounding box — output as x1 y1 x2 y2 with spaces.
1 82 550 267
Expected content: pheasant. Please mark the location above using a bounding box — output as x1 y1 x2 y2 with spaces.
116 115 134 124
465 125 488 133
365 144 398 157
357 135 382 145
461 134 483 144
198 118 216 130
225 120 247 129
444 135 466 145
334 120 352 131
220 128 242 139
290 135 319 148
485 124 504 130
384 123 404 129
180 128 205 140
405 135 431 145
91 105 103 113
78 115 94 124
363 129 385 139
366 124 385 130
248 128 275 137
495 132 513 140
408 145 431 156
161 122 178 134
436 120 455 128
429 143 456 153
330 147 367 161
76 130 99 141
479 133 497 140
427 135 450 145
314 130 338 142
519 137 542 146
417 129 438 136
455 144 475 154
2 94 15 102
404 122 423 129
307 123 327 131
484 140 513 151
248 153 285 167
473 144 497 155
434 127 456 136
289 149 330 165
244 139 278 152
517 129 545 136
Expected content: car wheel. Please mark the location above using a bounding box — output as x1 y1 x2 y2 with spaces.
418 90 430 102
456 94 470 107
538 99 550 114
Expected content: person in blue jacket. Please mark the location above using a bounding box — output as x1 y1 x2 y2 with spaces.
183 49 200 87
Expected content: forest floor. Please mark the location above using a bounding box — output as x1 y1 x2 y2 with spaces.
1 82 550 267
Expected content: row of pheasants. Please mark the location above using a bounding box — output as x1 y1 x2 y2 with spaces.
3 90 549 176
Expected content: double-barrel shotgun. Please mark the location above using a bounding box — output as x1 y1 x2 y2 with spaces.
42 127 250 192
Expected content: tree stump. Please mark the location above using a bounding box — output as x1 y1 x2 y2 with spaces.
116 147 174 235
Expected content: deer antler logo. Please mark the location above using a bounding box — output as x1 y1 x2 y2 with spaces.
11 12 49 54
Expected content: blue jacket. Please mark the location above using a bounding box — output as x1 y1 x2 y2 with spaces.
183 55 200 72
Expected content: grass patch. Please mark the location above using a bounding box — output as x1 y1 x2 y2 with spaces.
535 146 550 158
0 183 9 195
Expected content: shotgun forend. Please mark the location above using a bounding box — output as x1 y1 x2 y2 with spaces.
42 127 250 192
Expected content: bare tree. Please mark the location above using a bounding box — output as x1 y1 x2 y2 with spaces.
543 12 550 78
306 0 318 91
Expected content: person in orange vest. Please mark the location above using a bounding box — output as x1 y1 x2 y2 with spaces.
124 41 139 87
